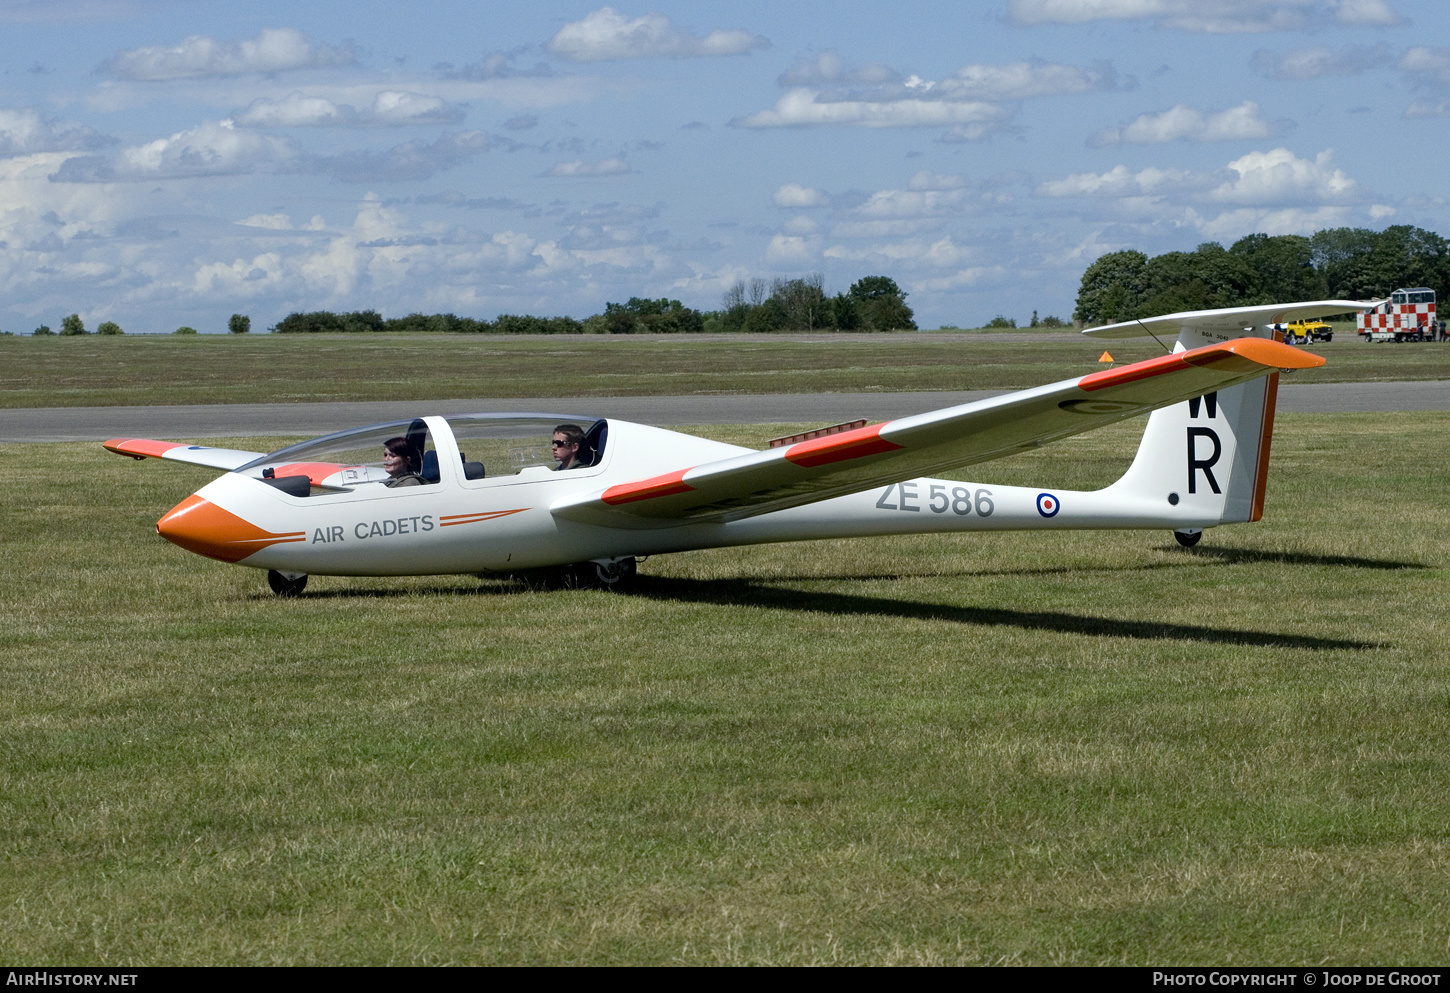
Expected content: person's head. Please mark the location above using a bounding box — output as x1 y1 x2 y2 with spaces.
382 436 420 477
552 423 585 466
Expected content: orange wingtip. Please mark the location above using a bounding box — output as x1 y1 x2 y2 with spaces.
784 422 902 468
1078 337 1322 392
104 438 188 459
602 468 695 505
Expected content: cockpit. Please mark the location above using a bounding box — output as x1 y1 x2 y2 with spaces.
231 414 608 497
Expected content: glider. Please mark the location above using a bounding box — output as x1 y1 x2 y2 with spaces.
106 298 1370 595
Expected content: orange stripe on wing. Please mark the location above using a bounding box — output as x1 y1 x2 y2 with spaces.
784 422 901 468
602 469 695 506
104 438 188 459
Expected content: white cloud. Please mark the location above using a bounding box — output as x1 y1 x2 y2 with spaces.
772 183 826 207
734 58 1112 133
192 252 287 295
1193 205 1350 239
234 91 464 128
1400 47 1450 84
830 219 944 238
1405 101 1450 118
106 28 354 81
916 266 1011 292
778 51 898 87
824 236 974 268
907 171 968 191
782 215 818 235
856 188 971 218
238 213 292 230
50 119 295 182
1209 148 1356 204
941 60 1118 101
1007 0 1364 33
307 131 491 183
1330 0 1401 25
764 233 819 263
1038 148 1356 208
546 157 630 177
0 108 112 156
1037 164 1201 197
1368 204 1396 219
547 7 768 62
1252 44 1388 79
735 88 1008 129
1089 101 1285 145
938 123 1006 143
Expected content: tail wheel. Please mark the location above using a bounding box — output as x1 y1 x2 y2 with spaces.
267 570 308 597
1173 529 1203 548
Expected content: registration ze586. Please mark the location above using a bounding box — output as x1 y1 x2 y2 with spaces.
876 482 993 517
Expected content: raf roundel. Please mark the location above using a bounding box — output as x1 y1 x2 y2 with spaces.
1036 492 1060 518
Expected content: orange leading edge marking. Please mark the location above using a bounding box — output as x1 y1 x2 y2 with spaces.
1077 338 1322 392
602 468 695 505
104 438 188 459
784 422 902 468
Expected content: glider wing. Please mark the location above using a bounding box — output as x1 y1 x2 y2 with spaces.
1081 298 1378 340
104 438 264 471
551 337 1323 529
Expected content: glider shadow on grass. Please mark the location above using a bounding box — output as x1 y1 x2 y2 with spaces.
1176 546 1426 570
627 575 1380 651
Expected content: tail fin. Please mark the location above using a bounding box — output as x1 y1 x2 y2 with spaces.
1106 375 1280 525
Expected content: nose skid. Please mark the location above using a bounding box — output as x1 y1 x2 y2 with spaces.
157 495 307 563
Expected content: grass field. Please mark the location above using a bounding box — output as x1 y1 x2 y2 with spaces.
2 331 1448 409
3 413 1449 965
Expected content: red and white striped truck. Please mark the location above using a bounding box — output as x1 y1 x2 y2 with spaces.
1358 287 1440 342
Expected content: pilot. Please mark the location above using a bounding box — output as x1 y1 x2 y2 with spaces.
552 424 588 471
382 437 423 487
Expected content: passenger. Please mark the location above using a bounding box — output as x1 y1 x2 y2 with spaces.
382 437 423 487
552 423 588 470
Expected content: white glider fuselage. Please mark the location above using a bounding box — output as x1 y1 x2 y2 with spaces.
176 415 1222 578
109 299 1377 585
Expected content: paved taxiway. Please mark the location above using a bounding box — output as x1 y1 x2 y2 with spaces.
3 380 1449 443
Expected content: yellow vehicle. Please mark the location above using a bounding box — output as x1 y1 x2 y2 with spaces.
1284 319 1332 344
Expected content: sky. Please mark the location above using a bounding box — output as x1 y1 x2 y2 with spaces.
0 0 1444 333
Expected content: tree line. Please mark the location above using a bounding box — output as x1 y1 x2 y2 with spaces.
23 314 252 336
1074 225 1450 326
271 274 915 335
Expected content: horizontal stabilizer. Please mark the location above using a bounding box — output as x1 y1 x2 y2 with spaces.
551 337 1323 529
1082 299 1380 340
104 438 263 471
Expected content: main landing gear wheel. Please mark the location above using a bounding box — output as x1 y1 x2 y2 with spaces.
267 570 309 597
1173 529 1203 548
590 556 637 589
563 557 637 589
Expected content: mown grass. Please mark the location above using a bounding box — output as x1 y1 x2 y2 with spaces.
2 414 1448 965
2 333 1447 409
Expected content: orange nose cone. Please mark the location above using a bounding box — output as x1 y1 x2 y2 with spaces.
157 495 307 563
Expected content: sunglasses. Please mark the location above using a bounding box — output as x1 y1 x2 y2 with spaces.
551 440 575 447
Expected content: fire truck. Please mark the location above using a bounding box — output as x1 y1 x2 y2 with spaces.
1358 287 1440 342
